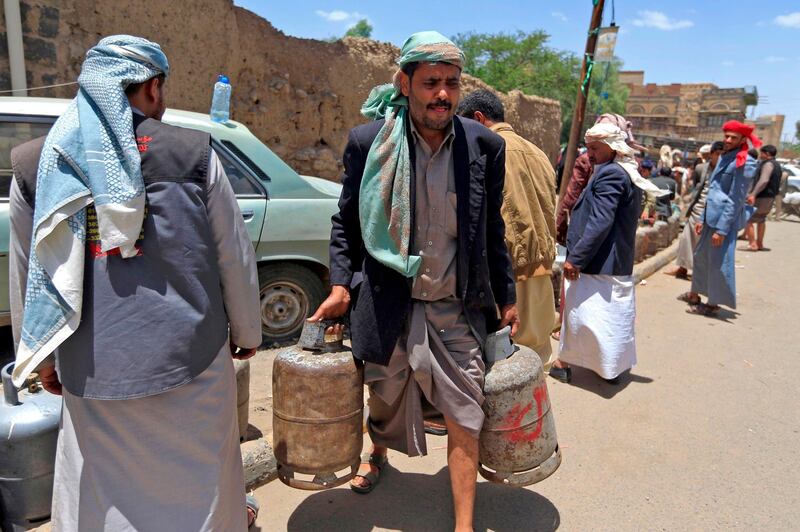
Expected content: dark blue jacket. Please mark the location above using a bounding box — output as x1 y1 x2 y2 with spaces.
329 116 515 366
566 160 642 276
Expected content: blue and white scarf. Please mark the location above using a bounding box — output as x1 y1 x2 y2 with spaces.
13 35 169 386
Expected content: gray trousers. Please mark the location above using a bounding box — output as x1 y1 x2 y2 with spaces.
675 214 701 271
51 346 247 532
365 298 485 457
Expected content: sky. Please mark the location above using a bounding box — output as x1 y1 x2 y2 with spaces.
234 0 800 142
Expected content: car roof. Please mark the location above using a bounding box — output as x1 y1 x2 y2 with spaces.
0 96 238 132
0 97 339 200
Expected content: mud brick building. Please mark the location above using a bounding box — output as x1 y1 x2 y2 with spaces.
0 0 561 180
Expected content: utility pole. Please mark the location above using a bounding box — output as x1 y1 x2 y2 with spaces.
4 0 28 95
557 0 605 204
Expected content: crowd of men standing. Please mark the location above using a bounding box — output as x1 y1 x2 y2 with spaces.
7 31 777 531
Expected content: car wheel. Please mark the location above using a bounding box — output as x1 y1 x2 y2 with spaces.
258 263 325 344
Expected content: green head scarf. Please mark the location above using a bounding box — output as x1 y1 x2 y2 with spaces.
358 31 464 278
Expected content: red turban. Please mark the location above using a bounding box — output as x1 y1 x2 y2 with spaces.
723 120 762 168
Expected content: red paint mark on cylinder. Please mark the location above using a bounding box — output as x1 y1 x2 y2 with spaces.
502 384 549 443
499 402 533 431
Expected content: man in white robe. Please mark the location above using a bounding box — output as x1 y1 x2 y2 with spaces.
550 123 666 384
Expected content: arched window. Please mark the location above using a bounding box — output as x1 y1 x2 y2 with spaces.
651 105 669 115
628 104 645 115
710 102 729 111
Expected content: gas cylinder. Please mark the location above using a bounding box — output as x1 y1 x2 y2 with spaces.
479 328 561 486
0 362 61 531
272 321 363 490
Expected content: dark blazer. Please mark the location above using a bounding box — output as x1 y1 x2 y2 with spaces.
329 116 515 366
566 160 642 276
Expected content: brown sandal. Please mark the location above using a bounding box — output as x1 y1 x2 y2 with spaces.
686 303 720 317
350 452 388 494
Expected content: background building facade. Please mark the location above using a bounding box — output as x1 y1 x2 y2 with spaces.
746 114 784 147
620 71 772 155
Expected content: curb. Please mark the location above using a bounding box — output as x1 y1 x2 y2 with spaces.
633 239 679 284
242 438 278 490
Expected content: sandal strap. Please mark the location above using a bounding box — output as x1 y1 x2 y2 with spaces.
687 303 718 316
360 452 388 469
352 454 387 491
353 470 380 485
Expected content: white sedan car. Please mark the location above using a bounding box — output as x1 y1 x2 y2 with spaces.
783 163 800 193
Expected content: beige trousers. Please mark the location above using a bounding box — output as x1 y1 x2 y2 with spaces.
514 275 556 369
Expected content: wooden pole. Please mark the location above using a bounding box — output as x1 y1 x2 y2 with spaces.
557 0 605 204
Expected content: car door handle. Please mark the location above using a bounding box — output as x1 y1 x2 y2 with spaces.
241 209 255 221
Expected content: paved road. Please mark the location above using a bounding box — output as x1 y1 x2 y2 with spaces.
252 220 800 531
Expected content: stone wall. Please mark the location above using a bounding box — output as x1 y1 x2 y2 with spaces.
1 0 561 179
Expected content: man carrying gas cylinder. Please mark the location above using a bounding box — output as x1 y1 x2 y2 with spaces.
308 31 518 531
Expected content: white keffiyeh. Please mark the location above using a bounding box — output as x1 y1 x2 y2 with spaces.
585 123 669 198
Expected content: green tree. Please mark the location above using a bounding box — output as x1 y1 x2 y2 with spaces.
795 120 800 143
452 31 628 142
345 19 373 38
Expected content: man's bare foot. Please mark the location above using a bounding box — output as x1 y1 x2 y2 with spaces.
245 494 259 529
677 291 701 305
664 266 689 279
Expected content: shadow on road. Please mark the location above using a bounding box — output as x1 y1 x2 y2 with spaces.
711 308 740 323
565 367 653 399
286 466 560 531
684 307 739 323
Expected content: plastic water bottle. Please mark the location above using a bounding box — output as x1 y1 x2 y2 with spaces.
210 74 231 123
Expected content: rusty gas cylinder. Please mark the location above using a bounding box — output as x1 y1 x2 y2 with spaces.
272 320 363 490
479 327 561 486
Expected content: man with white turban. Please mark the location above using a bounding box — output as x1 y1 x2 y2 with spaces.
549 123 666 384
